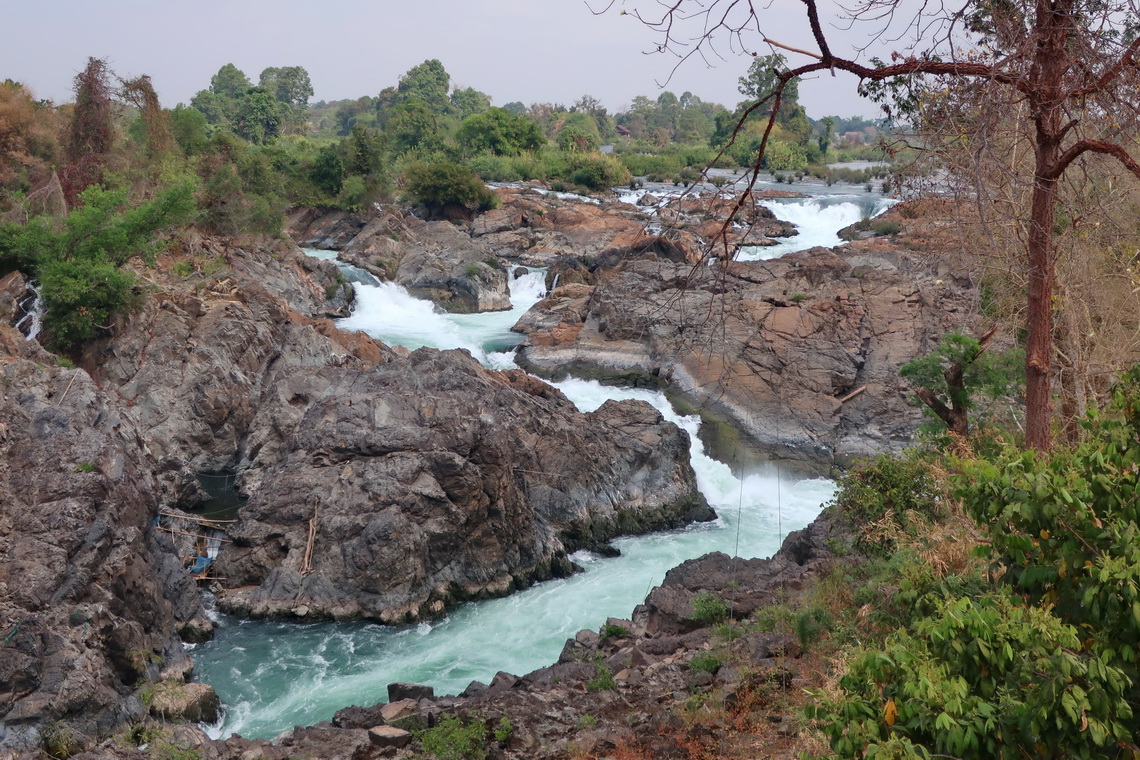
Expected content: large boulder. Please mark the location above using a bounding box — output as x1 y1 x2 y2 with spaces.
340 212 512 313
286 207 370 250
214 348 712 622
0 329 208 754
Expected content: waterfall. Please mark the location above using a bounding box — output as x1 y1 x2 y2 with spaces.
15 282 44 341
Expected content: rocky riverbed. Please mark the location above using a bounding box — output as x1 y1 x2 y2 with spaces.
0 185 979 757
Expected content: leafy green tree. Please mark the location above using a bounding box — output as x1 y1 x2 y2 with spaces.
170 104 209 156
387 100 442 155
188 89 232 125
396 59 451 114
259 66 313 109
209 63 251 100
900 332 1024 437
556 111 601 152
259 66 313 133
232 86 284 144
818 115 836 155
334 96 376 136
737 54 798 115
456 108 544 156
449 86 491 118
502 101 526 115
310 145 345 196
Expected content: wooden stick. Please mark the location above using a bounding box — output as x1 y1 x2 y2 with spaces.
54 372 79 407
300 509 318 576
838 385 867 404
160 527 234 542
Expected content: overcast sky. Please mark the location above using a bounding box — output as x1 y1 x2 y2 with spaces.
3 0 898 119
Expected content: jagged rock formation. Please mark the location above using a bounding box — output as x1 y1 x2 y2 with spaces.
0 329 212 755
76 228 712 627
514 224 976 465
339 211 512 313
215 349 712 622
83 234 387 478
286 207 369 250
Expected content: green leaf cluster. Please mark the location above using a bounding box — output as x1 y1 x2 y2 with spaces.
0 181 195 350
832 451 943 556
900 332 1024 432
403 160 497 216
417 714 488 760
812 590 1133 758
812 369 1140 758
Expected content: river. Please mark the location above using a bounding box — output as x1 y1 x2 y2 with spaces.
193 188 882 739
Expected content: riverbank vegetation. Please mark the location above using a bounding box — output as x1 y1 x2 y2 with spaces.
0 54 885 353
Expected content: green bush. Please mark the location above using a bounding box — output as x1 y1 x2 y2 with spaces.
418 714 488 760
1 182 196 351
601 623 629 639
403 160 497 216
809 591 1135 758
871 218 901 235
689 651 725 674
618 153 684 177
832 451 942 556
690 592 730 625
809 370 1140 759
587 655 616 692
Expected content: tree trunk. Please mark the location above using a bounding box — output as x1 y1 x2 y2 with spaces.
1023 0 1072 451
1025 172 1056 449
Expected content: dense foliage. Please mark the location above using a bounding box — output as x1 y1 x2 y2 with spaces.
810 369 1140 758
0 183 195 349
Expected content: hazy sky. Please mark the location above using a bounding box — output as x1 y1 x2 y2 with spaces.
3 0 899 118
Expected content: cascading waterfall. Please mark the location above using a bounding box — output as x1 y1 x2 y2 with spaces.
193 192 874 739
739 195 896 261
15 282 44 341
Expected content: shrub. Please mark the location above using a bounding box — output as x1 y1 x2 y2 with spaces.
587 655 616 692
794 607 831 652
831 451 942 556
871 218 900 235
403 160 497 216
493 716 512 743
690 592 730 625
689 651 725 674
418 714 488 760
601 623 629 639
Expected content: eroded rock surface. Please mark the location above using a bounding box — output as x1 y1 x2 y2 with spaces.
515 232 975 465
340 212 511 313
0 329 211 754
215 349 712 622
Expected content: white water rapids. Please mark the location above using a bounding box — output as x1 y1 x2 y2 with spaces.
193 190 884 739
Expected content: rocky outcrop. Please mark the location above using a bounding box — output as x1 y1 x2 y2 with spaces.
0 271 31 328
515 239 976 466
85 236 391 478
0 328 212 755
215 348 712 622
339 212 512 313
286 207 370 250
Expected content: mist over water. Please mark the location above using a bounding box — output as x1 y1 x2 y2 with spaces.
195 194 865 739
